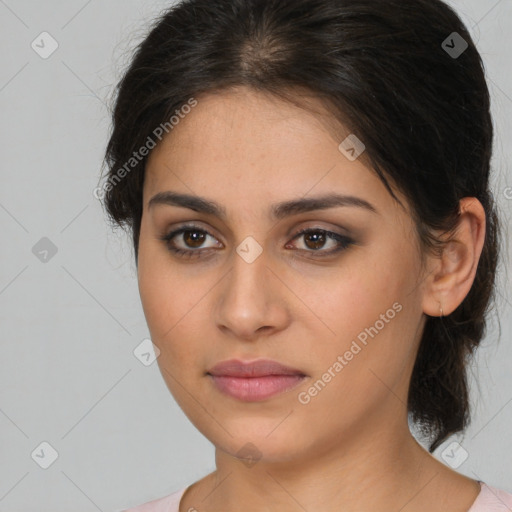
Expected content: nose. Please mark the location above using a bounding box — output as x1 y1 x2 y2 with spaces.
214 247 291 341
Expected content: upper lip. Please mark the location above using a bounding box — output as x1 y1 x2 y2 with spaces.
207 359 306 378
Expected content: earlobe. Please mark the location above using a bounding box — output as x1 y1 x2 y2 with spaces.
422 197 486 318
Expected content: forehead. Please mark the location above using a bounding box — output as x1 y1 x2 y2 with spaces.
143 87 407 222
158 89 343 158
148 89 351 175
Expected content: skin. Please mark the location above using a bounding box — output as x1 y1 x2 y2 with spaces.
137 86 486 512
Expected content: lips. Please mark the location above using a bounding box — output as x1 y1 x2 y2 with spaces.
206 359 307 401
207 358 306 378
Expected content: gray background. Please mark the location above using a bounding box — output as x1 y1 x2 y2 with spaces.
0 0 511 510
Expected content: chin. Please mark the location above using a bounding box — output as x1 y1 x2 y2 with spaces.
203 419 312 464
220 438 301 466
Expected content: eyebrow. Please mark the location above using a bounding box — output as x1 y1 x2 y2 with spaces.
148 191 378 219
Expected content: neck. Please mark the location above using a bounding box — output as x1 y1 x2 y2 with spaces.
206 416 439 512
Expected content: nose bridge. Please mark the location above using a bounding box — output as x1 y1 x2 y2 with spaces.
214 237 287 337
227 238 270 304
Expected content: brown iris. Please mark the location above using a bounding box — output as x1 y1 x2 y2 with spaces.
183 229 206 248
303 231 326 250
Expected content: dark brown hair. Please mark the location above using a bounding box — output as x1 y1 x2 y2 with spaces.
100 0 500 452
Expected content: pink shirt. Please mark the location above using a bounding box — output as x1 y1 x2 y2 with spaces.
122 481 512 511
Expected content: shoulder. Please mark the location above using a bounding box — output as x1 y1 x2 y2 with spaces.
119 486 189 512
468 483 512 511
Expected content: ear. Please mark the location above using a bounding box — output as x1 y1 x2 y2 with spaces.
422 197 486 317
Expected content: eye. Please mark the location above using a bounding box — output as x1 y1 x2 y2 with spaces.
159 224 354 260
286 227 353 258
159 224 221 259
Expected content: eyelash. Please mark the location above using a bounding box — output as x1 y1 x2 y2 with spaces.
159 223 354 260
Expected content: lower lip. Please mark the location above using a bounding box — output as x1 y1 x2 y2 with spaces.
208 374 306 401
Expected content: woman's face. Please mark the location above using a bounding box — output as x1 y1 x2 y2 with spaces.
137 86 429 464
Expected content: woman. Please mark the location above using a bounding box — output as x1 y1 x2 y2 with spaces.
101 0 512 510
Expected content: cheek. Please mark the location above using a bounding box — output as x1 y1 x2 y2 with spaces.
300 254 405 342
138 240 189 349
139 271 203 356
137 244 215 383
303 244 421 379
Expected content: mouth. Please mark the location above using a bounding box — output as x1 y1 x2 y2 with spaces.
206 358 307 402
